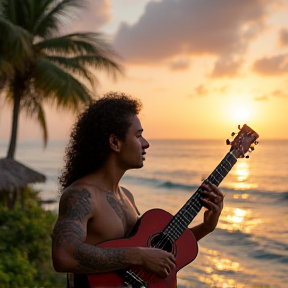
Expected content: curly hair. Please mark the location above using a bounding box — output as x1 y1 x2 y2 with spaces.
59 91 142 190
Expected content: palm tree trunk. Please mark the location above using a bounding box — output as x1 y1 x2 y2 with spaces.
7 76 23 159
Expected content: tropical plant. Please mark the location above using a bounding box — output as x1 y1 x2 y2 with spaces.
0 187 66 287
0 0 122 159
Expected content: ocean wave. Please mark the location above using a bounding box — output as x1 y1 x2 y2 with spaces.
213 229 288 264
123 175 287 198
278 191 288 201
123 175 200 191
160 181 199 191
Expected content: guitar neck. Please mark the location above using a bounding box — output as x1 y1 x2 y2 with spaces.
163 151 238 242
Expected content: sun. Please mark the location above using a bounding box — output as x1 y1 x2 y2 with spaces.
235 107 250 122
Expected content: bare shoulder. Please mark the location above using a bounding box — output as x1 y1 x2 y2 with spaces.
58 183 96 221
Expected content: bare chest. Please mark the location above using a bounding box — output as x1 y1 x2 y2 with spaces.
86 191 139 244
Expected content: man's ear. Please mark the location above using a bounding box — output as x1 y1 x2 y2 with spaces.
109 134 121 152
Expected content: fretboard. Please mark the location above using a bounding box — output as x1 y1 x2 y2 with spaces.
163 151 237 242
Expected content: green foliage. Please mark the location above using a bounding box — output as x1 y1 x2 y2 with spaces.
0 187 65 288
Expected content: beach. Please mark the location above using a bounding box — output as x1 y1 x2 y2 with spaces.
1 139 287 287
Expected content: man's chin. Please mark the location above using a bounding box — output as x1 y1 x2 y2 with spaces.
132 163 144 169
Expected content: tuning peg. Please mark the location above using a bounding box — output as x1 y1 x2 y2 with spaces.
249 146 255 152
254 141 259 145
245 155 249 158
231 132 236 136
238 124 241 130
226 139 231 145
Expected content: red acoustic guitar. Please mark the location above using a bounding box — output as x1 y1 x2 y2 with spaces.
88 124 259 288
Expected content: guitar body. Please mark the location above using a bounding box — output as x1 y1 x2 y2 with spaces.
88 209 198 288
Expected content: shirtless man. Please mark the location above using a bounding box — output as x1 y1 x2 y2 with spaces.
52 92 224 288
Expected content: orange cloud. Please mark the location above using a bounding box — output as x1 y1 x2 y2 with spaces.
252 54 288 76
272 89 288 97
169 58 190 71
194 85 208 97
279 28 288 47
114 0 272 76
209 57 243 78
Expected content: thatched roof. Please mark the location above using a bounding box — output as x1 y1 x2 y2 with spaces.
0 158 46 191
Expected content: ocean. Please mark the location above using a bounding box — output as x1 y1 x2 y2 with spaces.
0 139 287 287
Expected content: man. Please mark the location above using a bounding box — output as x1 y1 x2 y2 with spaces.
52 92 224 288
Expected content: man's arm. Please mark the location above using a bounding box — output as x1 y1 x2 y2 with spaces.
189 183 224 241
52 187 176 277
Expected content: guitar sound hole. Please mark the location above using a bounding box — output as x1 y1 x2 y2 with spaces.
149 233 175 254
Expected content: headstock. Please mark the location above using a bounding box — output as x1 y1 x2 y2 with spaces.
227 124 259 159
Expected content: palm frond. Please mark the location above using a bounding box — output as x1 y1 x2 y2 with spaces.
33 57 93 111
33 0 86 38
34 32 111 54
34 32 123 78
0 17 33 73
46 55 95 86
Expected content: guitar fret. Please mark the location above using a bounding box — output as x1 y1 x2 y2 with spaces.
209 174 220 185
220 163 229 173
180 213 190 223
181 210 192 221
215 168 225 178
188 206 198 216
224 158 232 168
184 209 193 218
230 151 237 161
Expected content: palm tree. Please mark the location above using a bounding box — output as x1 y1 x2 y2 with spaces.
0 0 122 159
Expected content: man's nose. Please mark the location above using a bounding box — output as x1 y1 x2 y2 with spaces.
142 137 150 149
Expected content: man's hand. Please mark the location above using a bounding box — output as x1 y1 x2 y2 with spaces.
134 247 176 278
200 181 224 232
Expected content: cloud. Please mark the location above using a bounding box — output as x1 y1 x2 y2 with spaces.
68 0 112 33
209 57 243 78
279 28 288 47
253 89 288 100
216 85 229 94
252 54 288 76
114 0 270 71
169 58 190 71
272 89 288 97
194 84 208 97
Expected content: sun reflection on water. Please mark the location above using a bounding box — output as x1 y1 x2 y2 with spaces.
197 248 242 288
227 161 258 190
219 207 263 233
236 162 249 182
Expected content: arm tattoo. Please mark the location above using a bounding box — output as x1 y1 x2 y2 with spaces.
53 188 91 246
61 188 91 222
74 244 127 272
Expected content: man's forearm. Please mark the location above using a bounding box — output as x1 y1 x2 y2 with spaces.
72 243 140 274
189 223 214 241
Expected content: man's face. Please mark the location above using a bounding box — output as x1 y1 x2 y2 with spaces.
118 115 149 170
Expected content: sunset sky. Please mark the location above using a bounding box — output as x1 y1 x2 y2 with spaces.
1 0 288 142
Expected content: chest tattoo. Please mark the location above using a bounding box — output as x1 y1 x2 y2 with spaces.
106 193 133 235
